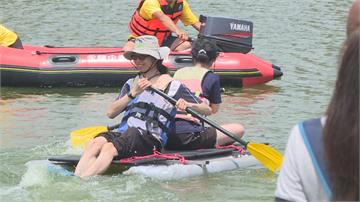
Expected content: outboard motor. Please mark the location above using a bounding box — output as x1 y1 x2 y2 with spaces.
198 15 253 53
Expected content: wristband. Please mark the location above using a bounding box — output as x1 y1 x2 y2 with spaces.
127 91 135 99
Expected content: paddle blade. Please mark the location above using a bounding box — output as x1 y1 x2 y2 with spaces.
247 143 283 172
70 126 108 148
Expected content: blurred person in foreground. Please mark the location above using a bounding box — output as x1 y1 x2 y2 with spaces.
275 28 359 202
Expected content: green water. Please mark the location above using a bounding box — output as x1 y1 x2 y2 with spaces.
0 0 352 201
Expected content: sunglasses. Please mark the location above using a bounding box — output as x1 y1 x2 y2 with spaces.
131 54 149 61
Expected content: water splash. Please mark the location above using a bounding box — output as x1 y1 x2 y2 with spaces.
19 160 52 187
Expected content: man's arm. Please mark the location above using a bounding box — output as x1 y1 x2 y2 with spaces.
191 22 201 31
176 98 212 116
152 11 188 40
180 0 200 31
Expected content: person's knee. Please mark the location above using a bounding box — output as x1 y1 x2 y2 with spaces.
84 137 107 155
225 123 245 137
179 42 192 51
101 142 118 157
234 124 245 136
172 41 192 51
85 138 96 148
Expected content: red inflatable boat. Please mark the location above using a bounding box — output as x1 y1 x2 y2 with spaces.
0 16 283 87
0 45 282 87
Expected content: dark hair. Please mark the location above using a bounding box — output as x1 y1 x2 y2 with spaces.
155 59 169 74
323 28 359 201
191 38 219 66
346 0 360 37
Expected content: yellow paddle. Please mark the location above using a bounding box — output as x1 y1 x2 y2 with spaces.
70 124 120 147
149 86 283 172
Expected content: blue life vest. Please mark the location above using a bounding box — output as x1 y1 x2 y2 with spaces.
299 118 332 199
117 79 181 146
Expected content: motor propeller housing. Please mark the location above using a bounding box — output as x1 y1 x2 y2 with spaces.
199 15 253 54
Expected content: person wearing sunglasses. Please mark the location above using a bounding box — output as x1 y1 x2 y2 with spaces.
74 35 211 178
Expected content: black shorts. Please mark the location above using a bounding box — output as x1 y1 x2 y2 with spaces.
165 127 217 150
97 127 162 160
161 35 177 48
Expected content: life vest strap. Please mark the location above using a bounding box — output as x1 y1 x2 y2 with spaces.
122 111 173 134
122 100 175 135
126 101 173 121
299 118 332 199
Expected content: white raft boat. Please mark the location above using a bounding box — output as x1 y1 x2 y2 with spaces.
48 148 262 178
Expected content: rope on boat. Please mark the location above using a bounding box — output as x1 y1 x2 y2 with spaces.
215 144 246 155
119 148 188 165
119 145 246 165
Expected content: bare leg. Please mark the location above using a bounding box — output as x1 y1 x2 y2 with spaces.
216 123 245 145
80 142 118 178
170 39 192 52
74 136 108 176
123 40 135 52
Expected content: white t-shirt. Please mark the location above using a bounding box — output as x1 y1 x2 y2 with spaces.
275 118 329 202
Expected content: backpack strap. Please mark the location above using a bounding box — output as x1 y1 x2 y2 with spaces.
125 78 135 89
299 118 332 199
166 80 182 97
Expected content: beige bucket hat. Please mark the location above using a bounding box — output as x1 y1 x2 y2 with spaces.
124 35 170 60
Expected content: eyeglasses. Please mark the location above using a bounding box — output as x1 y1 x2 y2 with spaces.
131 54 148 61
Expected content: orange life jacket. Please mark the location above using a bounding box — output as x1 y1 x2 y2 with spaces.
128 0 184 45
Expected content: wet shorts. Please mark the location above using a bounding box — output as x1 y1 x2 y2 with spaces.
97 127 162 160
165 127 217 150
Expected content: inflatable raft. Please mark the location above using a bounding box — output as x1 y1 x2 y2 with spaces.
0 16 285 87
0 44 282 87
48 147 261 177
